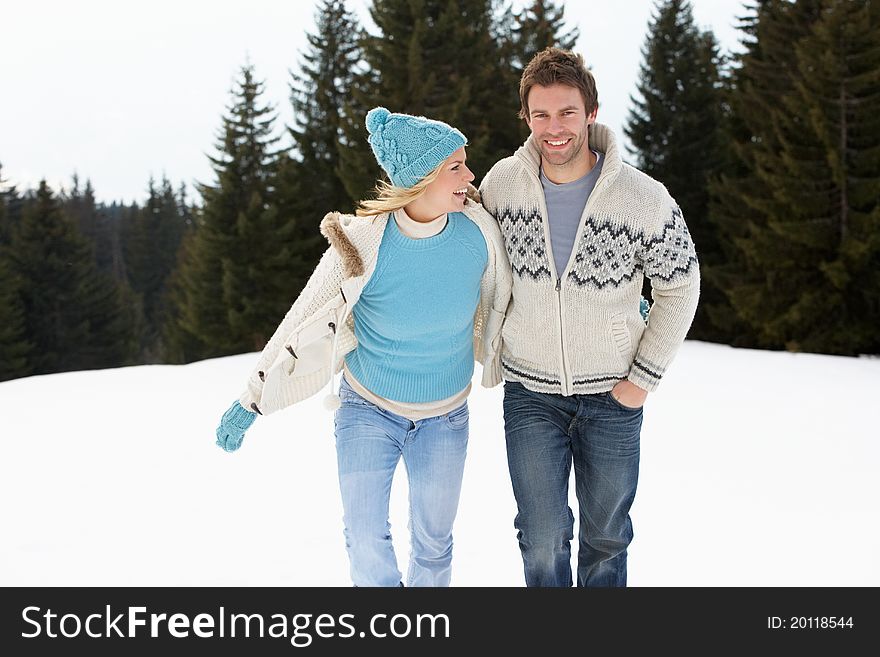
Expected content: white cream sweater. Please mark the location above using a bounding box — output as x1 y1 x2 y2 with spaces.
479 123 700 395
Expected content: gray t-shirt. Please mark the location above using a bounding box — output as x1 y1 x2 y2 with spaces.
541 150 604 278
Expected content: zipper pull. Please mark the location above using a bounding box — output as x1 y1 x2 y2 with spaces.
555 278 561 292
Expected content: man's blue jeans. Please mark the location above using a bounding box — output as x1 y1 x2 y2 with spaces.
502 381 642 587
333 376 469 587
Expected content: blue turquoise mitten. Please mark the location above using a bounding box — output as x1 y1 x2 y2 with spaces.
215 402 257 452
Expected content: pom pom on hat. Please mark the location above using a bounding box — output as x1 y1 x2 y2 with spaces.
365 107 391 135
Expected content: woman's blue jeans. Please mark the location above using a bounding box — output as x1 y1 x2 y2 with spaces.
503 381 642 587
333 376 469 587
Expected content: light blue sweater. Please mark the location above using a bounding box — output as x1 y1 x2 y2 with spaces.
344 212 488 403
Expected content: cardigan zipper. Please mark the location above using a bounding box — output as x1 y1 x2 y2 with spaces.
526 171 571 395
554 276 570 396
523 152 613 396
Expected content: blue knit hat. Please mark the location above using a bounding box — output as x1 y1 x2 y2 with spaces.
365 107 467 188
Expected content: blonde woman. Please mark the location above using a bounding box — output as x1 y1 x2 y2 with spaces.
215 107 511 587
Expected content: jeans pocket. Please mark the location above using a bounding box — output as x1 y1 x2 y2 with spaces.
338 376 375 408
340 395 372 409
444 402 470 429
606 391 643 412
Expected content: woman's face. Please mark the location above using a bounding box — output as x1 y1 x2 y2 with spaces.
408 147 475 220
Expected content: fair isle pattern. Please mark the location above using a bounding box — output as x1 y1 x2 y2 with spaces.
639 205 698 282
568 217 643 288
568 205 697 289
495 205 553 281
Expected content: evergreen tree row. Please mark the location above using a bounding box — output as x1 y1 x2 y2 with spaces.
709 0 880 355
0 164 193 381
626 0 879 356
4 0 877 384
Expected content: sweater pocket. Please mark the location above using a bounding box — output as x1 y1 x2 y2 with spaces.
290 318 334 376
267 296 343 383
610 312 632 361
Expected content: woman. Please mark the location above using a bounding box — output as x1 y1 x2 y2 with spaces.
215 107 511 587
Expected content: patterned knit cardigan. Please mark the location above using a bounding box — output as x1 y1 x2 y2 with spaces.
478 123 700 395
238 201 512 416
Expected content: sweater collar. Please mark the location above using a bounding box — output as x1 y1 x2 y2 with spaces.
320 204 480 280
515 122 621 185
394 207 448 239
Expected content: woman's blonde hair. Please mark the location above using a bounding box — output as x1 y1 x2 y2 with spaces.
356 161 445 217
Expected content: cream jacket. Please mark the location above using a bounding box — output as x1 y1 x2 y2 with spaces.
239 201 512 415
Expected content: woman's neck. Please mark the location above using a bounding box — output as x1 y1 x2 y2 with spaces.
403 199 444 223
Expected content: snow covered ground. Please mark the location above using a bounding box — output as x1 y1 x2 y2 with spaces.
2 341 878 586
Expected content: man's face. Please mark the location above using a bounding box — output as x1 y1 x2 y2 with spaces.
525 83 597 168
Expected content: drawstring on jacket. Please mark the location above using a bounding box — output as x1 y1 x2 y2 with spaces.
322 318 343 411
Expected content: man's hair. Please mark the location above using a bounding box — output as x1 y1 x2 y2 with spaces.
518 47 598 121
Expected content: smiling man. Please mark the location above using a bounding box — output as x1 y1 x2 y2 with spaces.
479 48 701 587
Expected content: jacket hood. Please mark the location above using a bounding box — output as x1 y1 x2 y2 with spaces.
319 211 365 279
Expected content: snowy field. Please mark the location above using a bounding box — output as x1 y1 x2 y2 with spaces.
2 340 878 586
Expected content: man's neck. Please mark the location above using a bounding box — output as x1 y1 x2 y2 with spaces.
541 148 598 185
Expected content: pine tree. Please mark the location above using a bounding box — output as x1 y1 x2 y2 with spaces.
703 2 779 347
125 175 189 360
338 0 522 197
624 0 726 341
161 223 203 364
64 175 98 251
8 181 136 374
0 164 24 246
0 161 15 246
169 64 295 360
157 184 197 363
0 255 33 381
104 200 135 281
336 72 383 205
511 0 579 69
62 176 122 276
177 182 195 232
277 0 361 303
710 0 878 355
285 0 362 216
0 168 33 381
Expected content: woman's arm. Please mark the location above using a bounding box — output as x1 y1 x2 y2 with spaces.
238 245 346 411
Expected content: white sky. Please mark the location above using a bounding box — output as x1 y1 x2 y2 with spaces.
0 0 748 204
2 340 878 586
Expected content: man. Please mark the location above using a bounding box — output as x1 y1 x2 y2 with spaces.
479 48 700 587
